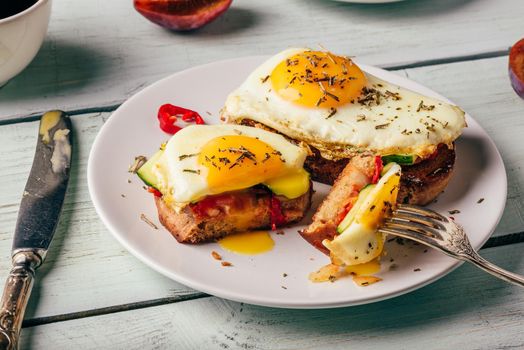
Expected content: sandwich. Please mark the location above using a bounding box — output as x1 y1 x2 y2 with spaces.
221 48 466 205
302 155 401 267
136 124 313 243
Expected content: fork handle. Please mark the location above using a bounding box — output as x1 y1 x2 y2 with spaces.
465 252 524 287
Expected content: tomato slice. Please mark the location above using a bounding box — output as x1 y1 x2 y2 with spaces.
509 38 524 98
147 186 162 197
371 155 383 184
190 193 236 217
269 195 286 230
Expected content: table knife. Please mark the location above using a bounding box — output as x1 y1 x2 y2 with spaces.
0 111 72 350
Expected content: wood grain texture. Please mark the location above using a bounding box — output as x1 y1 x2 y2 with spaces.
18 243 524 350
404 56 524 235
0 56 522 322
0 0 522 121
0 113 194 321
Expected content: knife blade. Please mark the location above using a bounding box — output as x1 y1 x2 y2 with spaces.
13 110 72 255
0 111 72 350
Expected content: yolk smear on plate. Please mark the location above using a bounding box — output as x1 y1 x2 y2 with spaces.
345 258 381 276
218 231 275 255
309 258 382 286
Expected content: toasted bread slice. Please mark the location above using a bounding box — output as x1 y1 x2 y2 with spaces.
155 185 313 243
236 118 455 206
397 144 455 205
305 143 455 205
300 156 374 254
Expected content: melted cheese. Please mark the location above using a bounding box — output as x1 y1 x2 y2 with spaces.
264 168 310 199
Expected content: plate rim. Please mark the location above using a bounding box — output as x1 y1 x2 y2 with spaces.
87 55 508 309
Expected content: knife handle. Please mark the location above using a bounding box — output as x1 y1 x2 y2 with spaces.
0 251 41 350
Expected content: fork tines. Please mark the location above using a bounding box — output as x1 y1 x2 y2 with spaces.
379 204 449 242
396 204 449 222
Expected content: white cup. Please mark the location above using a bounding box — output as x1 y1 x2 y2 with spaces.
0 0 52 87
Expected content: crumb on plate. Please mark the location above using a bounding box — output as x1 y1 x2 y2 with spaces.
140 213 158 230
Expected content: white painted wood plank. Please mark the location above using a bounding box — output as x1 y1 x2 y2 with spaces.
404 56 524 235
0 113 194 321
0 0 522 120
0 56 523 320
18 243 524 350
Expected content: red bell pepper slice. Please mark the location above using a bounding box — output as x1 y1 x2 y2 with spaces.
157 103 205 134
371 155 383 184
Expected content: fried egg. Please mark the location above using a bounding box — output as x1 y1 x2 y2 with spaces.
223 48 466 160
151 125 309 207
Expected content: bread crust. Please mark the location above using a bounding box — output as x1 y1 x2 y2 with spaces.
155 185 312 243
305 143 455 205
300 155 374 254
237 118 455 205
397 144 455 205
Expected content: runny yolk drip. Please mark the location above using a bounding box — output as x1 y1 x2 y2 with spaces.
345 258 381 276
270 51 367 108
309 258 382 285
198 135 286 194
218 231 275 255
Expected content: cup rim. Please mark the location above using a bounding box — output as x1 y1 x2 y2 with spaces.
0 0 49 25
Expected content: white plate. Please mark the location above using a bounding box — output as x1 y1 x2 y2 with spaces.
88 56 507 309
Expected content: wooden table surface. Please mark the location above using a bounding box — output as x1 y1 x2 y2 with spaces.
1 0 523 349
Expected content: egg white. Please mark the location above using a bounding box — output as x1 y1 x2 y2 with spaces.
152 124 307 206
222 48 466 160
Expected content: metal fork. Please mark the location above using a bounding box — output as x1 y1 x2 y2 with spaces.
378 204 524 287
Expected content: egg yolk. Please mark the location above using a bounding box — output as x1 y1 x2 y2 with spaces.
218 231 275 255
270 51 367 108
198 135 286 194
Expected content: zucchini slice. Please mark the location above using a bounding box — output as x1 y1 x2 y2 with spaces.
381 154 414 165
337 184 375 233
137 150 164 189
